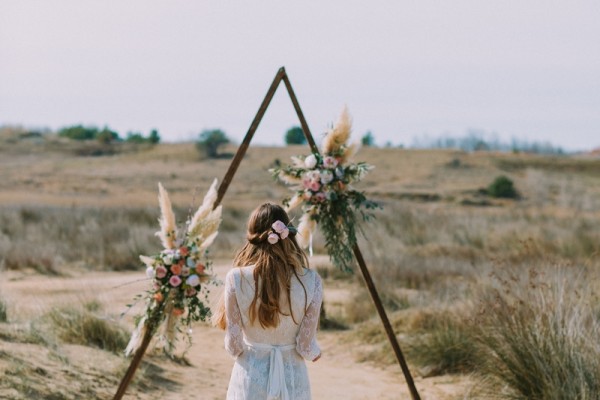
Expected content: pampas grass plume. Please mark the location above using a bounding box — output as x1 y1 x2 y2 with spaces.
156 182 177 249
322 106 352 155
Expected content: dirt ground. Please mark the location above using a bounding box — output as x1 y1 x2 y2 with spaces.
0 261 471 399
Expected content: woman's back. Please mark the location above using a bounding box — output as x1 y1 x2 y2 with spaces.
220 203 322 399
229 265 320 346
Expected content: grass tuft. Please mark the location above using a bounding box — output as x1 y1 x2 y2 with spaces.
473 266 600 399
45 306 129 354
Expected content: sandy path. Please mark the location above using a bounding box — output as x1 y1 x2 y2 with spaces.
1 264 468 399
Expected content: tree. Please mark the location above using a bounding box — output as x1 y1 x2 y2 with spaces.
284 126 306 145
361 131 375 147
96 127 120 144
196 129 230 158
125 131 146 143
58 125 99 141
149 129 160 144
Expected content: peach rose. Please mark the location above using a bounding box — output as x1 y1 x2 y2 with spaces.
170 264 182 275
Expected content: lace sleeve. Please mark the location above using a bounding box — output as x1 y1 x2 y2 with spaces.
296 272 323 361
224 270 244 358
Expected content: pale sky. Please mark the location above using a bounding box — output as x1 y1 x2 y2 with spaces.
1 1 599 151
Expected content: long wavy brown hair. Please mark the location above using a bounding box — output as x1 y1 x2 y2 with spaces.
214 203 309 330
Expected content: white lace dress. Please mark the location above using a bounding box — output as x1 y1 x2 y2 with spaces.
224 265 322 400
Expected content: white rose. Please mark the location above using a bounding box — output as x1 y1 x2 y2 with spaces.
162 254 173 266
186 274 200 287
304 154 318 169
145 267 155 279
320 170 334 184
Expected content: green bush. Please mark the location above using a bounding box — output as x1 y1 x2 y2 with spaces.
196 129 230 158
361 131 375 147
284 126 306 145
488 175 518 198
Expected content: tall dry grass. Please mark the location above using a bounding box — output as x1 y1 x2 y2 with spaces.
471 265 600 399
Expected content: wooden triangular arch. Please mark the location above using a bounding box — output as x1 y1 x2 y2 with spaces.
115 67 421 400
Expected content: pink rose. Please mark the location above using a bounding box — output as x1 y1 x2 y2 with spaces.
302 176 312 189
314 192 327 202
272 220 287 232
279 228 289 239
155 265 167 279
267 233 279 244
323 156 338 169
169 275 182 287
309 181 321 191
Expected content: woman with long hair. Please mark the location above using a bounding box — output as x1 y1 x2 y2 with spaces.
214 203 322 399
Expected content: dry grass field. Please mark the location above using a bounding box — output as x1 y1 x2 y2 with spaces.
1 136 600 399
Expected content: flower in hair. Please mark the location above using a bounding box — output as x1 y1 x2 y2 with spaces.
272 220 290 239
267 232 280 244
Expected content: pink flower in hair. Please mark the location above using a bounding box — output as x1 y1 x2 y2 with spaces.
267 232 279 244
272 220 287 233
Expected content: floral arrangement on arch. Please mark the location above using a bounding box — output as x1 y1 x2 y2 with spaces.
271 107 379 272
125 179 222 357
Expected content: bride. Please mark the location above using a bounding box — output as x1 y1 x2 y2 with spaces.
215 203 322 399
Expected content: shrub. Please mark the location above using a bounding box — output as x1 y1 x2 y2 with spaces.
196 129 230 158
284 126 306 145
361 131 375 147
488 175 518 198
46 306 129 353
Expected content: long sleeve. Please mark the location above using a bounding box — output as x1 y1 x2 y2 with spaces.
296 273 322 361
224 270 244 358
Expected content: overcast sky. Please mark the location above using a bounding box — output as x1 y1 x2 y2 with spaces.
1 1 599 150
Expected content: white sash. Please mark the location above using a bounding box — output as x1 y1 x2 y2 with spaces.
245 340 296 400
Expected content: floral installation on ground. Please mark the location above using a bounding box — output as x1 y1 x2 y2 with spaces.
271 107 379 272
124 179 222 357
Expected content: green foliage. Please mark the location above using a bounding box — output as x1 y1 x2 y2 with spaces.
273 153 379 272
196 129 230 158
46 306 129 353
361 131 375 147
58 125 99 141
126 129 161 144
284 126 306 145
148 129 160 144
96 127 119 144
58 125 120 143
488 175 518 198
